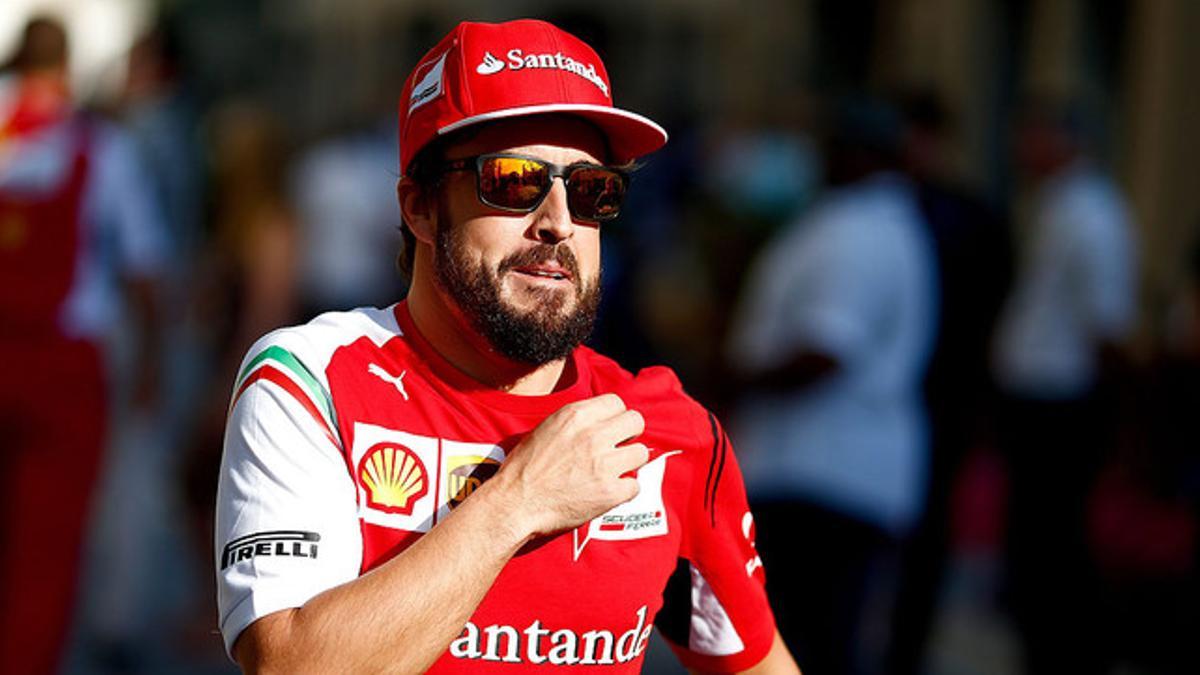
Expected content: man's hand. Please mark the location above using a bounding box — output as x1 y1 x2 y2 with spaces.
493 393 650 540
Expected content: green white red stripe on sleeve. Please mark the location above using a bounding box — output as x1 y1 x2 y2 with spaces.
230 345 340 448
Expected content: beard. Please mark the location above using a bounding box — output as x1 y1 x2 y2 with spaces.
433 217 601 366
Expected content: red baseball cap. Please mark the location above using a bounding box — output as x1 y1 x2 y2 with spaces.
397 19 668 174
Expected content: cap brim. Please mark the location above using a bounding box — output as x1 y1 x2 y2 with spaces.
437 103 668 162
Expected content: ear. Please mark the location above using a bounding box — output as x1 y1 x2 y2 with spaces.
397 177 437 245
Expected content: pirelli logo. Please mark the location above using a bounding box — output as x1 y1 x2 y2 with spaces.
221 530 321 570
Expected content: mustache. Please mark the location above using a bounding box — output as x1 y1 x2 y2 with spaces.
498 245 581 283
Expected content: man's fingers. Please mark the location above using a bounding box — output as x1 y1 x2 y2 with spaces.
609 442 651 476
614 476 641 503
541 394 626 436
571 392 626 418
593 409 645 446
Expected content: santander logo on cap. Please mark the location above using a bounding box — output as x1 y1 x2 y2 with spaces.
474 49 610 98
476 52 505 75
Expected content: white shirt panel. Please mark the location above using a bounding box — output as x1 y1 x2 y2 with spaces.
216 308 403 656
216 360 362 656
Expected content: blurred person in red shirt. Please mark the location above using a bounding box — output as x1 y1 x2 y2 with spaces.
0 15 165 673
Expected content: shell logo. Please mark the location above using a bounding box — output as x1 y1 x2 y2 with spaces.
358 442 429 515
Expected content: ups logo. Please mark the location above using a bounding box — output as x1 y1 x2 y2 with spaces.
447 456 501 508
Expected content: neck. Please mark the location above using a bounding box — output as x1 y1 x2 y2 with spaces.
405 271 569 395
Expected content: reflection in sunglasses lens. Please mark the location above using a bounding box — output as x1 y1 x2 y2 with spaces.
568 167 625 221
483 156 548 210
476 155 626 220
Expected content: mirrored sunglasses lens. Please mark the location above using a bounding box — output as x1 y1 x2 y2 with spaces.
568 168 626 220
479 156 550 210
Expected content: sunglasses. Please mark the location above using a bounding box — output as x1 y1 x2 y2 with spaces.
439 153 628 222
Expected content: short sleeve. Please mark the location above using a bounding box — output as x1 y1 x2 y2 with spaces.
215 336 363 657
654 412 776 672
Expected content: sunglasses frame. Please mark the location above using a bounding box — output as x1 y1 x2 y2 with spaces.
439 152 629 223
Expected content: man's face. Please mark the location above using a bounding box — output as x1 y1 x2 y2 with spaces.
430 117 608 365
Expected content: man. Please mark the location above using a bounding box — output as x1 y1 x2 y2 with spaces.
727 97 938 674
216 19 798 674
0 16 165 674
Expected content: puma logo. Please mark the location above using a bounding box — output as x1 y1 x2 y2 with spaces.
368 363 409 401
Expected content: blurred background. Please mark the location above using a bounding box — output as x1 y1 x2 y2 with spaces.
1 0 1197 673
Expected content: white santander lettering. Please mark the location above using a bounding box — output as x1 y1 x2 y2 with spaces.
449 622 481 658
524 620 550 664
481 624 521 663
579 630 616 665
547 629 579 665
499 48 609 97
450 606 651 666
616 606 648 662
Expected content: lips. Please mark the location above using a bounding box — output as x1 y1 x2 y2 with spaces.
512 264 571 281
500 245 580 285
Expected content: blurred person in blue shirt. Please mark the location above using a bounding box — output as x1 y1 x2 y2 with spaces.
991 97 1138 675
727 97 939 675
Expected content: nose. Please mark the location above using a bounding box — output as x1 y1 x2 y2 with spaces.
530 177 574 244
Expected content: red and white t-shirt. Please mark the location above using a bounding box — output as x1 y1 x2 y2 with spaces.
216 301 774 672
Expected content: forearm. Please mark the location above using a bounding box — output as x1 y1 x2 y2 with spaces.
238 481 530 674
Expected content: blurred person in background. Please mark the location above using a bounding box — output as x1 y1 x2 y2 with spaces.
288 10 409 320
990 97 1138 674
0 15 166 674
200 101 302 369
727 96 939 674
181 99 302 658
1080 230 1200 674
71 21 210 672
885 90 1011 675
290 120 405 317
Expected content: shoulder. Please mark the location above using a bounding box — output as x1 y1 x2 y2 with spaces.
236 306 402 388
229 306 403 445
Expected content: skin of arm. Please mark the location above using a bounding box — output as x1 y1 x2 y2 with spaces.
234 393 650 674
